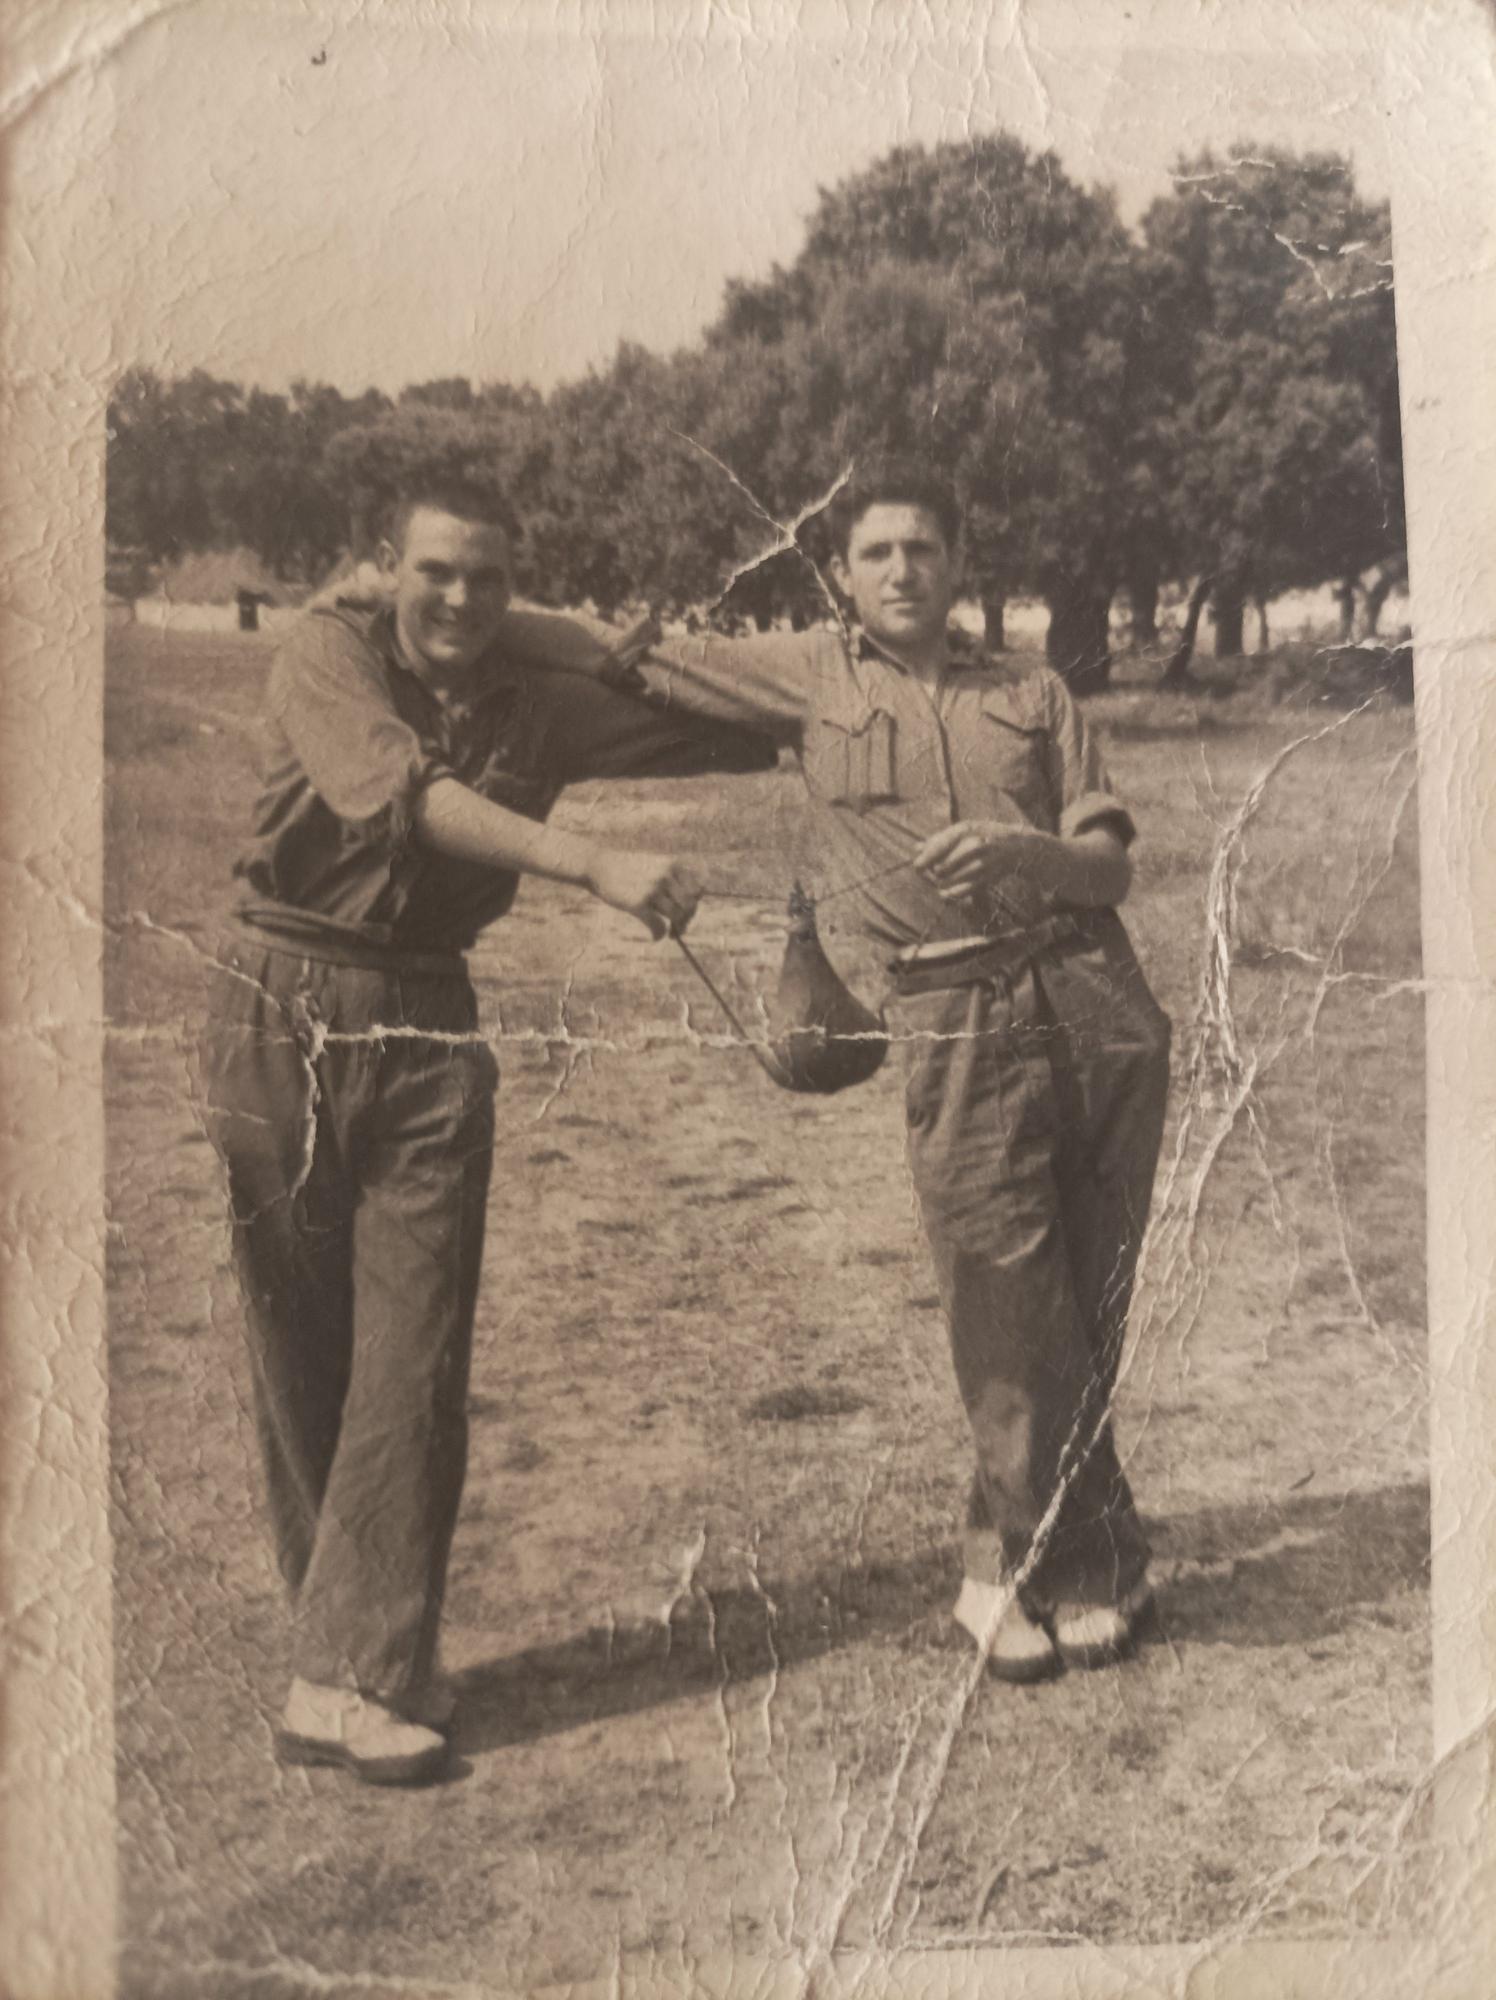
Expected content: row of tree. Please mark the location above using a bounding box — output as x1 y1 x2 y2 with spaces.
106 137 1406 690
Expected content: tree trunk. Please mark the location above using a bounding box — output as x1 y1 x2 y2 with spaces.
1335 579 1358 642
1128 570 1159 646
1163 575 1213 685
982 593 1007 651
1360 563 1400 638
1045 583 1111 696
1254 595 1271 653
1213 581 1245 658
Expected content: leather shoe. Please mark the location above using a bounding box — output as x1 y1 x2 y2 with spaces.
275 1679 450 1786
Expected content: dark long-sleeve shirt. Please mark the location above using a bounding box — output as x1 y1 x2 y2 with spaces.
232 598 775 963
612 621 1135 952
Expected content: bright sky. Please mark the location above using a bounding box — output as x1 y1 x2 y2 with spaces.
104 0 1394 398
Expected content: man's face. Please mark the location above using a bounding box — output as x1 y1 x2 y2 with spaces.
379 505 514 677
831 502 956 655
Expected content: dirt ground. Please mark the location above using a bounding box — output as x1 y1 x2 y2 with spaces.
104 625 1433 1996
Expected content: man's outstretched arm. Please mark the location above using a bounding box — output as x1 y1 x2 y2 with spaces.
414 777 701 939
591 621 826 752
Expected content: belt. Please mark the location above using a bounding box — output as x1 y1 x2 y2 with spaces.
227 912 469 980
888 912 1096 998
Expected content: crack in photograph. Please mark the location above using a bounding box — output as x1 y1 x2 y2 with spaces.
87 3 1447 1994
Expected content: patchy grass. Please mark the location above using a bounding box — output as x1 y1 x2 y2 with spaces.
107 622 1430 1993
745 1384 870 1422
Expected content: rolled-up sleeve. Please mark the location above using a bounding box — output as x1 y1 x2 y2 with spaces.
268 613 454 842
1041 670 1137 847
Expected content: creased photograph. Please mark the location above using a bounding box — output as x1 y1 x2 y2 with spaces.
3 3 1494 1997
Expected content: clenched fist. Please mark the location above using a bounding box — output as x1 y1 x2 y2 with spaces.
589 852 704 939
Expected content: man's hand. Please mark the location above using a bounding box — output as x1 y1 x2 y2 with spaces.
914 821 1054 903
914 819 1131 910
595 612 664 694
588 852 703 939
604 613 663 674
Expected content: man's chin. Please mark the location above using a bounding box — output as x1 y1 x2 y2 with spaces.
868 616 943 650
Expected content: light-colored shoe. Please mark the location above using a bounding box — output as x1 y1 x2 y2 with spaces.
1052 1581 1155 1671
954 1578 1061 1684
275 1678 450 1786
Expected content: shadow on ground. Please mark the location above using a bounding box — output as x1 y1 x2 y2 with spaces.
454 1478 1428 1754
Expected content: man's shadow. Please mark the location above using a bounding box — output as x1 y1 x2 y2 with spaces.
453 1478 1429 1755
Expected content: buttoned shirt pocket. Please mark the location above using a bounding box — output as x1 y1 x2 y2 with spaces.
804 705 899 812
976 689 1055 828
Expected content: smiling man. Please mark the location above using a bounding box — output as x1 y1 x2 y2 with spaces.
200 476 773 1785
604 459 1172 1683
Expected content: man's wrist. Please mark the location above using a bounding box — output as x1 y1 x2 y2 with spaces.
531 824 600 892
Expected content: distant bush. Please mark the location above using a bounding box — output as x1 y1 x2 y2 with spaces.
152 548 315 608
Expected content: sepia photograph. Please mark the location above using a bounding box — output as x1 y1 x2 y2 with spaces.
5 2 1496 1996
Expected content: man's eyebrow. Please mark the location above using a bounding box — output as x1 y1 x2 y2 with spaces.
414 558 508 578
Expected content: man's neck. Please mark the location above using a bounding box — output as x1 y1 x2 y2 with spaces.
866 628 950 686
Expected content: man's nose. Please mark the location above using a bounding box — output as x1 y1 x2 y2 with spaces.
445 576 471 609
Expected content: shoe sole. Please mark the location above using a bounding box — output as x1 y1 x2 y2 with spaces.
988 1648 1063 1685
275 1730 450 1787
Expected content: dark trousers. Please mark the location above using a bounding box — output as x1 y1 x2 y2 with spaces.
889 941 1171 1611
199 940 497 1701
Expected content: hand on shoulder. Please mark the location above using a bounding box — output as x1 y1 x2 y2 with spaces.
301 559 392 616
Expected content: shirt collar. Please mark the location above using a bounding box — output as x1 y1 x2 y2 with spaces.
851 621 987 674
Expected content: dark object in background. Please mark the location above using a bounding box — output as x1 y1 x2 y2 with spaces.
764 883 889 1094
237 586 274 632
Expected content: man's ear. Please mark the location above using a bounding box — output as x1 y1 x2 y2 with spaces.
828 552 851 600
375 537 399 580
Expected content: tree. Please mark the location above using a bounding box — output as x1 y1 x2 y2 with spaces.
106 369 391 581
690 136 1156 691
400 378 477 412
322 402 550 575
106 366 244 564
1143 150 1402 677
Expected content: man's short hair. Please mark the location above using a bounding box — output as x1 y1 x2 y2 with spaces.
386 475 519 551
825 458 962 558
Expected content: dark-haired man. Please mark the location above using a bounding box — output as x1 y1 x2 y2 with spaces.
201 480 774 1784
604 464 1171 1682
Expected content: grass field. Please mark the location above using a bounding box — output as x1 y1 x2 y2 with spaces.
105 624 1432 1996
